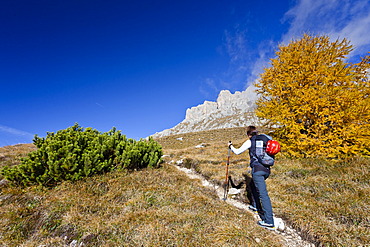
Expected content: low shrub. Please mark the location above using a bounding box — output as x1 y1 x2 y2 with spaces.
1 124 162 187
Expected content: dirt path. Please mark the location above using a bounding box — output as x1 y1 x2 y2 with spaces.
173 164 315 247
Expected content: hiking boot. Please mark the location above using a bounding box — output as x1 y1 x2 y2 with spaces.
257 221 276 230
248 205 259 215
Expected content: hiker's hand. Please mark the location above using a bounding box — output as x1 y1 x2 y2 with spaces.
228 141 233 149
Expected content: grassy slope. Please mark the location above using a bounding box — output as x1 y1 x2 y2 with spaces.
0 127 369 246
0 140 283 246
157 127 370 246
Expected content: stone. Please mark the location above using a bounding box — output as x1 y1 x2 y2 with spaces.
152 85 261 138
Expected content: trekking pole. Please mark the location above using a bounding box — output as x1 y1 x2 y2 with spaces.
222 147 231 201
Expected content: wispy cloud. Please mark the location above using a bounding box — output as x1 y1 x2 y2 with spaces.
0 125 34 137
246 39 277 86
199 28 259 98
282 0 370 57
219 26 283 92
0 124 34 146
199 78 220 99
248 0 370 87
223 28 257 87
200 0 370 97
224 28 249 64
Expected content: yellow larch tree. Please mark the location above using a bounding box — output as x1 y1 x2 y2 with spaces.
255 34 370 158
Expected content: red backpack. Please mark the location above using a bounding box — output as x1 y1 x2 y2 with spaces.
266 140 281 156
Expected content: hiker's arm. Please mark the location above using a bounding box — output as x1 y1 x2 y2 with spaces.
229 140 251 155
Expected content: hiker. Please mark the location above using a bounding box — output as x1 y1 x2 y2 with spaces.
228 126 275 230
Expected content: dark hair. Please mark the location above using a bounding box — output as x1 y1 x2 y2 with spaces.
246 126 258 137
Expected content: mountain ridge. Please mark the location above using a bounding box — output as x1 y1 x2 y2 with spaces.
152 85 261 138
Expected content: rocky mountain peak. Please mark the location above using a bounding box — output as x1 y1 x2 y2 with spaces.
152 85 261 138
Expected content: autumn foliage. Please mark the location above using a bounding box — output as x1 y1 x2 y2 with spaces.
255 34 370 158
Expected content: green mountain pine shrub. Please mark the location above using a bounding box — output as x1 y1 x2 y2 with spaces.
1 124 162 187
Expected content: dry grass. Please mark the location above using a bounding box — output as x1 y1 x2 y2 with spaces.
157 127 370 246
0 140 284 246
0 144 36 170
1 127 368 246
270 157 370 245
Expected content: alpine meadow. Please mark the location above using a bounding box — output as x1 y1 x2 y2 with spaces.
0 33 369 246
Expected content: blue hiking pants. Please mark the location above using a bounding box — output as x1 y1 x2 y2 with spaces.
252 170 274 225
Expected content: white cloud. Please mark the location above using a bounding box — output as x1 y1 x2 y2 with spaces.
223 29 278 89
218 29 259 89
246 40 277 87
199 28 254 98
199 77 224 99
224 28 249 64
95 102 104 108
281 0 370 57
0 124 34 146
281 0 335 43
0 125 33 137
331 10 370 56
203 0 370 95
247 0 370 87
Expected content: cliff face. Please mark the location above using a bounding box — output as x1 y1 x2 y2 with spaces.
152 85 261 138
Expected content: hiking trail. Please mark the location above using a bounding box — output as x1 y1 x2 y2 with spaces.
173 162 315 247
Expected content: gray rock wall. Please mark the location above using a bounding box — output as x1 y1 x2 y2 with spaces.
152 85 261 138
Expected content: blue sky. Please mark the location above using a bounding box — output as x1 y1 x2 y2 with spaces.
1 0 370 146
